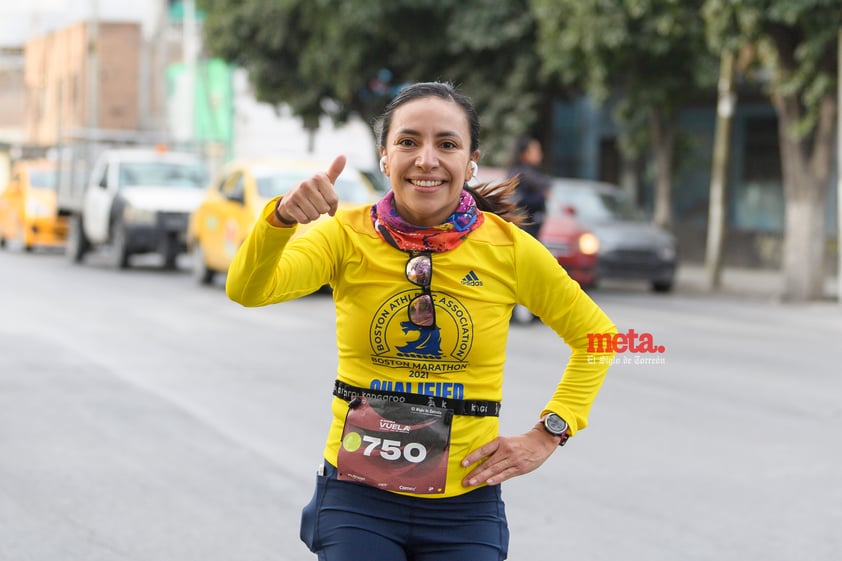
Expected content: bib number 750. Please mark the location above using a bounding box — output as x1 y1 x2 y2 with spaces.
362 435 428 464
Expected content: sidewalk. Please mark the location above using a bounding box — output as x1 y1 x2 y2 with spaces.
676 262 839 302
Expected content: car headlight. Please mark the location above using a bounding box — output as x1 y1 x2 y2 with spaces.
123 206 157 225
578 233 600 255
25 199 52 217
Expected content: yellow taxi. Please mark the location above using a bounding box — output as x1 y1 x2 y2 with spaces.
188 158 381 284
0 159 67 251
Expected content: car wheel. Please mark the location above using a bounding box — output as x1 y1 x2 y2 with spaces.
19 224 34 252
191 243 216 285
65 215 89 263
162 239 179 270
511 304 536 325
652 279 674 293
110 222 130 270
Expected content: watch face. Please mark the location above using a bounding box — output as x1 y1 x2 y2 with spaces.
545 414 568 435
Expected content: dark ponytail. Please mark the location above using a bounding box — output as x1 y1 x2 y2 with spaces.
466 177 528 226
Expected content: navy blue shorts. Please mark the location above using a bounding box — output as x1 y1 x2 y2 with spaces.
300 462 509 561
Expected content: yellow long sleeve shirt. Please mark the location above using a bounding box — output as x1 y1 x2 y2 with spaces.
227 199 616 498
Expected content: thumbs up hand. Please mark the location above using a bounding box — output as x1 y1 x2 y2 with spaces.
272 155 347 226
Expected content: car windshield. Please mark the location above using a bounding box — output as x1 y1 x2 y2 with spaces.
118 161 207 188
28 169 56 189
256 170 374 203
551 184 644 222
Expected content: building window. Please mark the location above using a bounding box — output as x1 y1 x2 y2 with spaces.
742 117 780 182
734 116 784 232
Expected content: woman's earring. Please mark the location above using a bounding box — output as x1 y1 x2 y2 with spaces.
379 156 387 175
470 161 479 178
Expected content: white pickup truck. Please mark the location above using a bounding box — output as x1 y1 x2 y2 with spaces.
64 148 208 269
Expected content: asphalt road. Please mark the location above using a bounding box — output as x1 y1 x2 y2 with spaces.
1 248 840 561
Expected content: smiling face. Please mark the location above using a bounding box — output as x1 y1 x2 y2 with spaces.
380 97 479 227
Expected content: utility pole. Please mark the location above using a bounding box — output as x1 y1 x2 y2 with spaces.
86 0 99 132
837 28 841 304
182 0 198 145
705 49 736 290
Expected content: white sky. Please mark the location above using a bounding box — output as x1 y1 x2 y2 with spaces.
0 0 153 47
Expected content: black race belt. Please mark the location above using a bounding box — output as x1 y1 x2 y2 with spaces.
333 380 501 417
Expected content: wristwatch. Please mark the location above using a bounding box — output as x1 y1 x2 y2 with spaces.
541 413 570 446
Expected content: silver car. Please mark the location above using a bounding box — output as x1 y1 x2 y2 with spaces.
547 178 677 292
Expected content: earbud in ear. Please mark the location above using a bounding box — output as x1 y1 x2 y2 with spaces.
379 156 387 175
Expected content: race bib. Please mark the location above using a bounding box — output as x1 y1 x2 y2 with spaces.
337 397 452 494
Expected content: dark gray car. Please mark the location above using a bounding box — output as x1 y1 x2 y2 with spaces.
548 179 677 292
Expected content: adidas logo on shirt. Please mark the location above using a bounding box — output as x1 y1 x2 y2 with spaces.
461 270 484 286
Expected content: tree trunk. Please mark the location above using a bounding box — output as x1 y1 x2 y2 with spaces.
766 27 838 301
705 50 736 290
775 94 836 301
650 110 675 229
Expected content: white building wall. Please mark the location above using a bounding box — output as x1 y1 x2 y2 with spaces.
231 69 377 172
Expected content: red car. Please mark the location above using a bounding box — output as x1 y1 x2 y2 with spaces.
539 208 599 288
470 167 599 290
